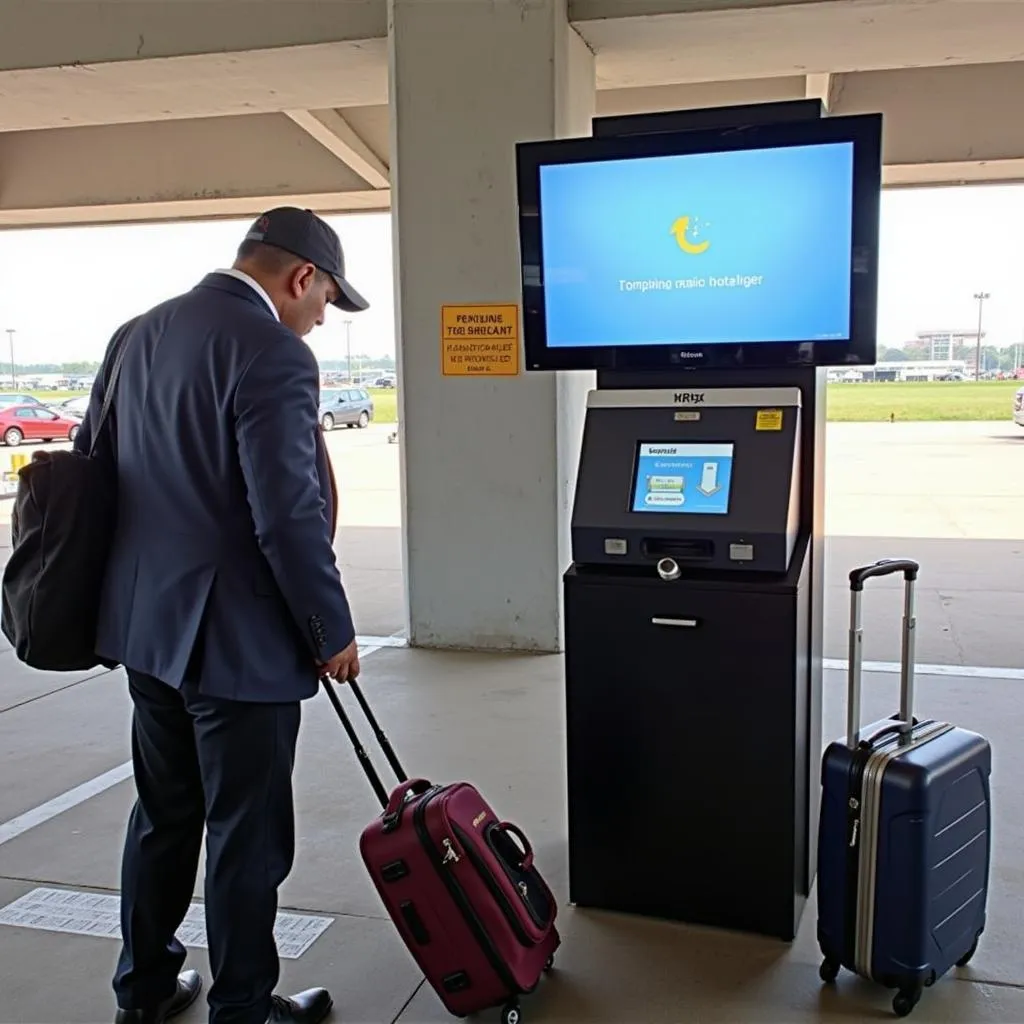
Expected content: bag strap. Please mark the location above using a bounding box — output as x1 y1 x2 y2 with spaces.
88 319 136 458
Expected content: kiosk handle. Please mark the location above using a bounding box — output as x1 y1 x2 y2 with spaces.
846 559 920 750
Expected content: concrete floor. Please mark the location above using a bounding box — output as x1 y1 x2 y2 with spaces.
0 647 1021 1023
0 419 1022 1022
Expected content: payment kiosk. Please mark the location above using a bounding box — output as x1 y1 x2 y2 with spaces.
563 379 815 940
571 386 801 574
515 101 883 940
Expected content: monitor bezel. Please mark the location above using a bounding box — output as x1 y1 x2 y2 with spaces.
515 112 882 373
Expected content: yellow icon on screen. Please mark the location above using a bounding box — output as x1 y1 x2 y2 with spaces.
670 215 710 255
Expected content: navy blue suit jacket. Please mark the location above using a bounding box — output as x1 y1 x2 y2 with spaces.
74 272 355 702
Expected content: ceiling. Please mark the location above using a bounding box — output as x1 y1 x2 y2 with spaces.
3 0 1024 225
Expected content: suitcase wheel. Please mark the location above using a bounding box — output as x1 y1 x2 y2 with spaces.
892 986 922 1018
544 955 555 973
501 1002 521 1024
818 958 840 984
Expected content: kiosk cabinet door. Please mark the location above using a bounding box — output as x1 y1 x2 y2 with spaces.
563 570 807 938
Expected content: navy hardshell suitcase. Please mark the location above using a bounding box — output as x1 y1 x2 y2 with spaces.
816 559 992 1017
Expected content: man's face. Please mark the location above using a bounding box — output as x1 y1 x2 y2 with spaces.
281 264 340 337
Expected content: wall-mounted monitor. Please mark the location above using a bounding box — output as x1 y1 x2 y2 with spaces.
515 113 882 372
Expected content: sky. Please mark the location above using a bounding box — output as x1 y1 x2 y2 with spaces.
0 212 395 366
0 184 1021 365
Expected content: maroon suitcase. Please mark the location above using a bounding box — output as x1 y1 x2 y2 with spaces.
323 678 560 1024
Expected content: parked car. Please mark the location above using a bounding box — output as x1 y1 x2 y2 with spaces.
0 392 48 410
0 404 80 446
59 395 90 419
319 387 374 430
1014 386 1024 427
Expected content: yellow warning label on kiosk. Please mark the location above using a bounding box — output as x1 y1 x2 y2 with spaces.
441 304 520 376
755 408 783 431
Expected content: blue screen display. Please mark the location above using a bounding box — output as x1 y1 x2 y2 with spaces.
538 142 855 348
632 443 735 516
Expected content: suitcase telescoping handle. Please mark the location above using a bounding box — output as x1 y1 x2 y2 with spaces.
320 676 408 808
847 558 919 749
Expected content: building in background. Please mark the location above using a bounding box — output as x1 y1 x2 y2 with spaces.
913 329 984 361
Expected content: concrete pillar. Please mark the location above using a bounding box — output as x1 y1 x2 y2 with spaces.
389 0 595 652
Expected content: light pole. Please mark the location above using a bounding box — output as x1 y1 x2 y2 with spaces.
5 329 14 387
344 319 352 382
973 291 990 380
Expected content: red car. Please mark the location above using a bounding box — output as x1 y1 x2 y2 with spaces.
0 404 80 446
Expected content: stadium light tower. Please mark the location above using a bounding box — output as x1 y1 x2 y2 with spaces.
973 291 990 380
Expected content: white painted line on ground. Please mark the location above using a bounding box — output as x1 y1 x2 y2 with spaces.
8 644 1009 855
824 658 1024 681
0 887 332 959
356 633 407 649
0 644 397 850
0 762 134 849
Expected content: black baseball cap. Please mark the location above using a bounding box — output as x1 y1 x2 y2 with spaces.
243 206 369 312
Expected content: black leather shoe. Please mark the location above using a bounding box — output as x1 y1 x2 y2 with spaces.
115 969 203 1024
266 988 333 1024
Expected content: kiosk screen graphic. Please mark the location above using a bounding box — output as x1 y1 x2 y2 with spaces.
631 443 735 516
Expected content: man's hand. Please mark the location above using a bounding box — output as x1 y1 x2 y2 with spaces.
319 638 360 684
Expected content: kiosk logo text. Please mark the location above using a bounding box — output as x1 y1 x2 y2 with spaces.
673 392 706 404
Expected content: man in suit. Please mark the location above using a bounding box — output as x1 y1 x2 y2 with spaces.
75 208 369 1024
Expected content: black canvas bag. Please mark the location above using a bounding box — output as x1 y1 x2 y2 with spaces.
1 324 132 671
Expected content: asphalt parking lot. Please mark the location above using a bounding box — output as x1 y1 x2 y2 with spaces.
0 418 1020 667
324 417 1024 669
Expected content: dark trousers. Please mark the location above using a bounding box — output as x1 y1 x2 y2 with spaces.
113 670 301 1024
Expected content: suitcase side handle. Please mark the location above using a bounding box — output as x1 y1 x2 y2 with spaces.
497 821 535 871
858 719 921 750
846 558 919 749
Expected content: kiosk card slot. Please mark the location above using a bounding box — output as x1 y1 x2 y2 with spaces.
641 537 713 561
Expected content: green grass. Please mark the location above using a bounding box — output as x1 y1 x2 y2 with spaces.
29 383 1015 426
827 380 1021 422
367 388 398 424
27 391 85 402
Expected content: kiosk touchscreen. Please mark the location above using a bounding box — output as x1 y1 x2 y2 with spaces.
630 442 735 516
571 386 801 574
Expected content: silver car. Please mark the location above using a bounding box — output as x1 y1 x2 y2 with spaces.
319 387 374 430
1014 386 1024 428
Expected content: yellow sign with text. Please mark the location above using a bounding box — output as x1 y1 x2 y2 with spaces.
755 408 783 431
441 304 520 376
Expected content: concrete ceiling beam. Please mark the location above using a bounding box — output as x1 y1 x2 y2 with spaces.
804 72 834 111
0 0 387 71
576 0 1024 90
0 113 389 229
0 192 391 230
0 43 388 134
284 109 390 190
